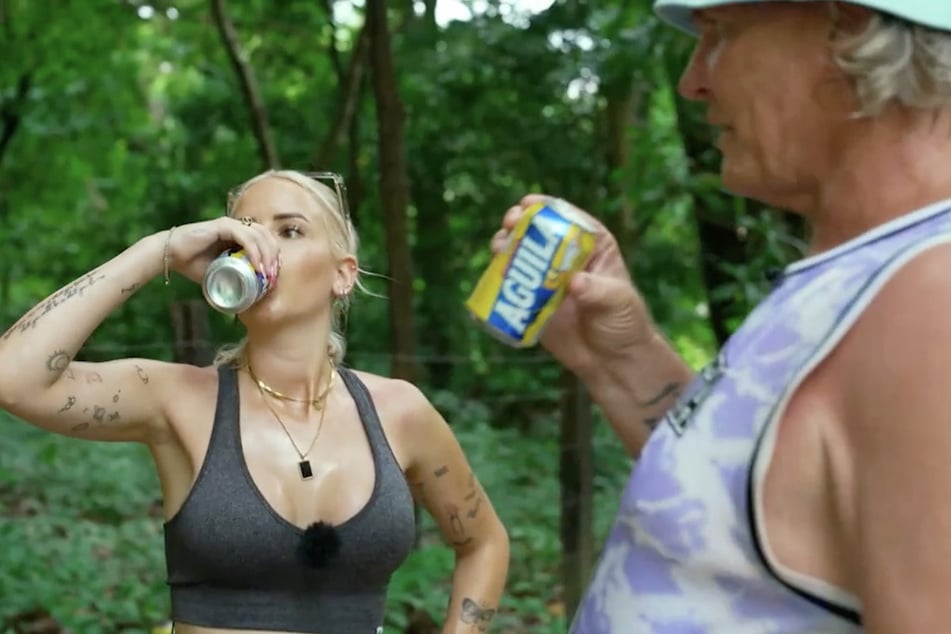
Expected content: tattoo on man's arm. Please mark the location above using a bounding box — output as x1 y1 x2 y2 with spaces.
460 597 496 632
120 282 140 295
135 364 149 385
638 382 682 408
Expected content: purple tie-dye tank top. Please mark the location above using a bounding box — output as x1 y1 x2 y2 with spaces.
571 199 951 634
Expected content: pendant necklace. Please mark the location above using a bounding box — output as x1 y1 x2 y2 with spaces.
248 361 335 480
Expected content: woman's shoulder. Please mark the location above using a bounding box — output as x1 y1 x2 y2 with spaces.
343 367 427 402
343 367 439 429
134 360 222 416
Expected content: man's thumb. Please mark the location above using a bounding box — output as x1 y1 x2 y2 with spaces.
568 272 630 311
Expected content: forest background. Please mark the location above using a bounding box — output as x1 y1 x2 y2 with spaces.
0 0 805 631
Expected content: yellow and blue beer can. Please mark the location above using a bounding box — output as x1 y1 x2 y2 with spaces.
466 199 596 347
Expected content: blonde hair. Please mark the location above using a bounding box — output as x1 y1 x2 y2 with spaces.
213 169 362 367
832 11 951 116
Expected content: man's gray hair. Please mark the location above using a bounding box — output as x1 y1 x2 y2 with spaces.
833 11 951 116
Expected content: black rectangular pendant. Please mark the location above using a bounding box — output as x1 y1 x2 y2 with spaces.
298 460 314 480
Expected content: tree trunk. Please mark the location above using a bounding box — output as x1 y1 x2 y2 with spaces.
0 71 32 325
312 23 370 169
210 0 280 170
367 0 417 381
170 300 214 366
601 75 639 259
559 368 594 624
407 1 453 388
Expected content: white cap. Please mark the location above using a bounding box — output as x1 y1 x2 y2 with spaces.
654 0 951 35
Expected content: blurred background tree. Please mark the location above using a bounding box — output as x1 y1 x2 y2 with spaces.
0 0 805 631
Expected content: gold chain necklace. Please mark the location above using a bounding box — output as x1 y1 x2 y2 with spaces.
247 361 335 480
249 361 336 410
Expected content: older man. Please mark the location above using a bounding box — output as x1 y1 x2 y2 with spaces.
500 1 951 632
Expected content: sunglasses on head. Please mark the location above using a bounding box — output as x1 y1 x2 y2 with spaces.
306 171 351 225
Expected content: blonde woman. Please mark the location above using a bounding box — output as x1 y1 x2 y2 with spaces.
0 170 509 634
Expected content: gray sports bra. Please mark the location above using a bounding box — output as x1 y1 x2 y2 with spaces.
163 365 416 633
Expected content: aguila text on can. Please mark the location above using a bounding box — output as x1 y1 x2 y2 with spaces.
466 199 596 347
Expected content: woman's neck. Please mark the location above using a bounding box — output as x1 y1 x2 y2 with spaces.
243 326 334 405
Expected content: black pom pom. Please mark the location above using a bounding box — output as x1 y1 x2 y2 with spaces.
297 521 341 568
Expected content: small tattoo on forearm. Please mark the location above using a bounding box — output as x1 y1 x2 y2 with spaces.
460 598 496 631
434 465 449 477
71 422 89 432
46 350 70 373
92 406 106 423
85 372 103 384
59 396 77 413
108 411 120 422
112 390 120 403
639 382 682 408
120 283 140 294
135 365 149 384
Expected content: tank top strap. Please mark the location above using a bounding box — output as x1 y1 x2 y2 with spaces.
205 364 243 471
336 367 396 470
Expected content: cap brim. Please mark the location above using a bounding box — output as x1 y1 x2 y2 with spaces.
654 0 951 34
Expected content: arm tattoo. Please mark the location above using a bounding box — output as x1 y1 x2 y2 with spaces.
2 272 107 340
135 365 149 384
46 350 71 373
59 396 77 413
445 503 472 548
638 382 682 408
464 472 482 519
460 598 496 632
120 282 140 294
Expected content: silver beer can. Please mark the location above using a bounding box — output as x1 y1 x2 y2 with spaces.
201 248 271 314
